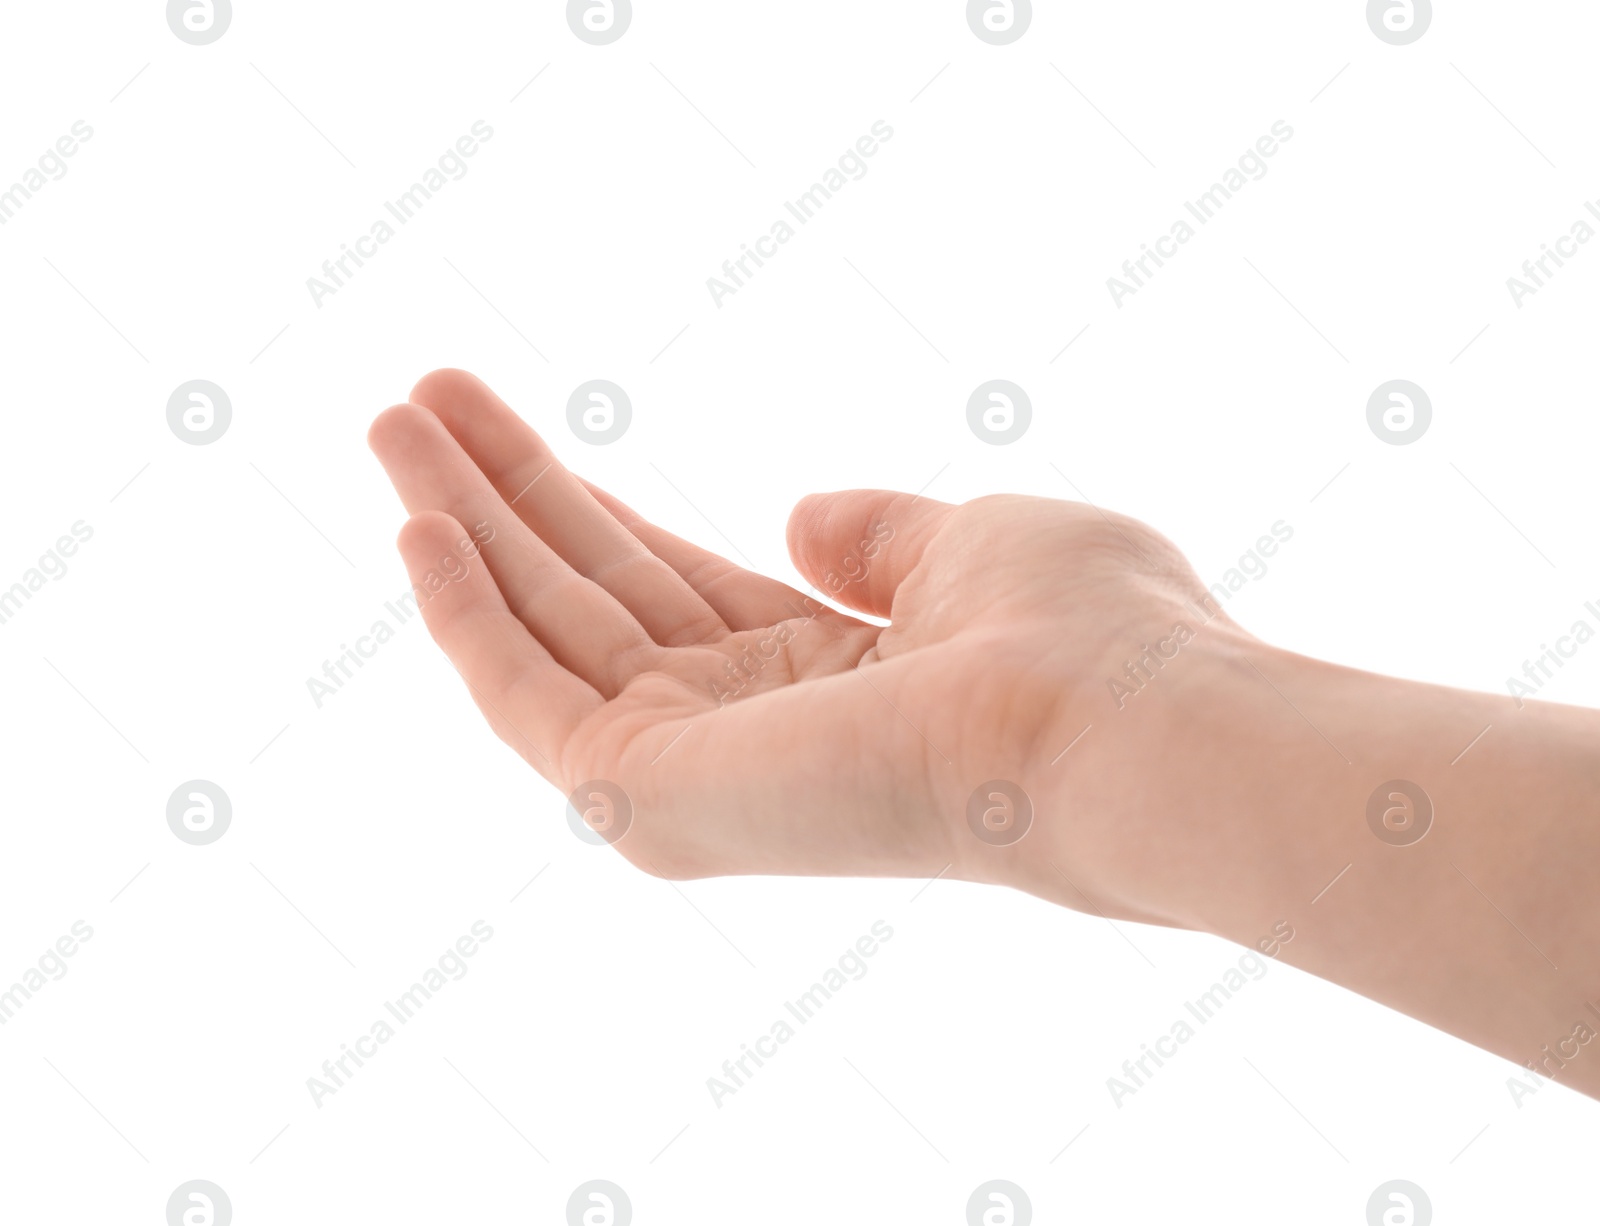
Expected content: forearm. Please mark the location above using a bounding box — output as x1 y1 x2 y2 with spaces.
1199 648 1600 1097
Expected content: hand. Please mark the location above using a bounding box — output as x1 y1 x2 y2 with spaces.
372 369 1600 1098
367 369 1256 926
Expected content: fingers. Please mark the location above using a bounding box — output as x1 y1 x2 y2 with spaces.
786 490 955 619
578 477 845 631
408 369 728 647
395 510 601 778
369 403 660 698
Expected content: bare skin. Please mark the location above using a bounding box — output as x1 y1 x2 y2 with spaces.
370 368 1600 1101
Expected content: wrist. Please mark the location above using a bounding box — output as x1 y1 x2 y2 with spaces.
1008 625 1314 932
1184 649 1600 1094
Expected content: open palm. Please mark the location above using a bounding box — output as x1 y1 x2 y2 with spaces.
370 370 1229 921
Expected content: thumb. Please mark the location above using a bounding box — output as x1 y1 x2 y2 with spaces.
786 489 954 618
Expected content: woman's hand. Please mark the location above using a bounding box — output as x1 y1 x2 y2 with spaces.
368 369 1255 927
372 369 1600 1100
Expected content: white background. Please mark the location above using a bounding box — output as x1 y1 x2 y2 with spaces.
1 1 1597 1223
